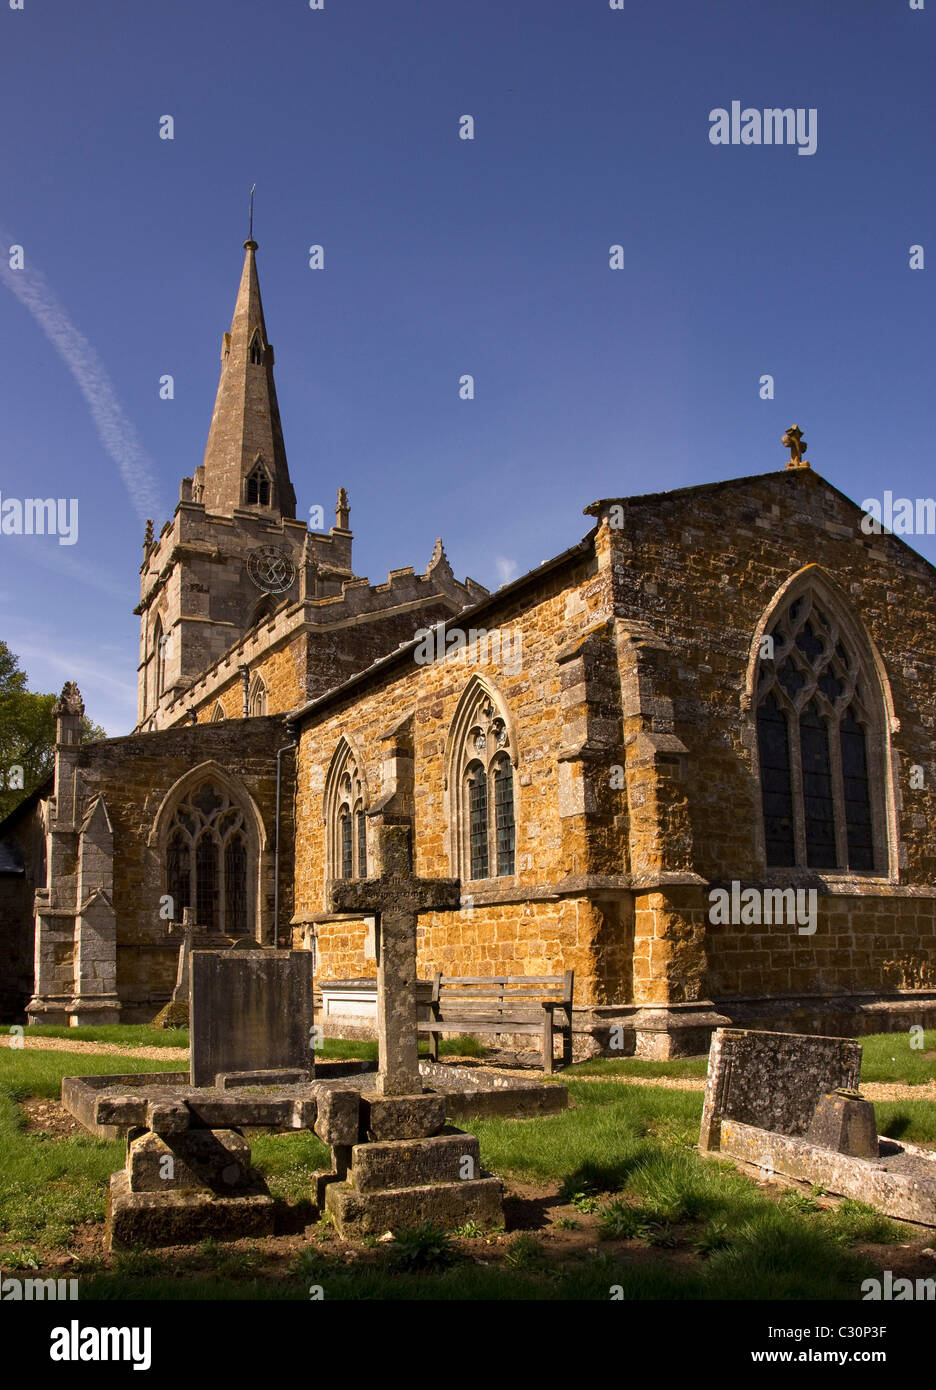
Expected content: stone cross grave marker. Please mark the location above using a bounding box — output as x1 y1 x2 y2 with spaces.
168 907 199 1006
327 821 459 1096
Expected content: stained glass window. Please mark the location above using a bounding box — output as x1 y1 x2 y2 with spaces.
755 591 881 872
800 703 836 868
164 782 253 932
166 830 191 918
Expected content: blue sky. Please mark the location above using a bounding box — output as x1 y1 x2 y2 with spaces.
0 0 933 733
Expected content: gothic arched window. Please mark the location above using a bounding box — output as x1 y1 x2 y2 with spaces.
246 463 270 507
447 681 518 881
248 674 267 717
153 618 167 700
163 781 251 933
249 331 264 366
755 589 882 871
324 738 369 880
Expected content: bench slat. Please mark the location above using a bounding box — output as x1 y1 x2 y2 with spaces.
420 1021 546 1033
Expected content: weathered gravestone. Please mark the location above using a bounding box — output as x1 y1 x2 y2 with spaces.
321 819 504 1235
700 1027 936 1227
190 948 315 1087
699 1026 862 1152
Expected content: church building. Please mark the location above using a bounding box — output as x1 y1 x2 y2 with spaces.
3 235 936 1057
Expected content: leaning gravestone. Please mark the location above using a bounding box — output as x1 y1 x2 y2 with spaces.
699 1026 861 1152
190 948 316 1087
699 1026 936 1229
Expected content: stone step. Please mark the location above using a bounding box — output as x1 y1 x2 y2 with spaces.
349 1130 481 1192
324 1174 503 1237
107 1171 274 1251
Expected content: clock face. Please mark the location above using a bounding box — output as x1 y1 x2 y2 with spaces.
247 545 295 594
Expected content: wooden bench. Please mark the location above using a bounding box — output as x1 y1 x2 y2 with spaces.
418 972 574 1074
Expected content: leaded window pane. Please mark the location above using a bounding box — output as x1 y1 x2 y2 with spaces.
339 809 353 879
800 703 837 868
167 831 190 919
224 833 247 935
195 833 219 929
356 808 367 877
840 708 874 871
493 755 515 877
467 762 488 880
756 692 795 867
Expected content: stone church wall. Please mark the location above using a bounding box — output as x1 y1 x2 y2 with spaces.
298 467 936 1033
293 545 633 1005
602 467 936 1012
66 718 295 1021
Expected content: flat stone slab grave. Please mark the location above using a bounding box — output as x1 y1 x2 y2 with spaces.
700 1026 936 1228
63 1060 568 1140
62 1058 569 1245
190 948 316 1087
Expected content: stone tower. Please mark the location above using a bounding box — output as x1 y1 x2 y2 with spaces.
135 235 486 731
198 237 297 519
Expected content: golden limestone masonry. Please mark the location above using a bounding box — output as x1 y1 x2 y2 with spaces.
3 235 936 1057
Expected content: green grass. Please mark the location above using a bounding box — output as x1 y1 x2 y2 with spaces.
0 1084 123 1251
562 1030 936 1086
0 1048 187 1255
0 1046 184 1102
859 1031 936 1085
250 1130 331 1204
565 1056 708 1079
873 1099 936 1145
0 1034 924 1299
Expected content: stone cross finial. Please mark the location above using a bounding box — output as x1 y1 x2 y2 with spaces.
335 487 350 531
52 682 84 736
327 821 460 1095
782 424 808 468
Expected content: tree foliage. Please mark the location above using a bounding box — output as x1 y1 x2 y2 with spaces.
0 642 107 821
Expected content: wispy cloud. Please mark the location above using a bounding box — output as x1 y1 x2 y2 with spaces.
0 533 127 600
494 556 519 586
10 637 136 702
0 229 164 526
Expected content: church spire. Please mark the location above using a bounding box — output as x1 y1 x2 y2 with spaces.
199 235 297 519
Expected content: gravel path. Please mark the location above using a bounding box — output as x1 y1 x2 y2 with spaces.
0 1035 188 1062
568 1073 936 1103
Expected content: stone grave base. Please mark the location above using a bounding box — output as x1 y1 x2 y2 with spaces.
107 1171 275 1250
716 1120 936 1227
105 1117 276 1250
323 1123 504 1237
325 1172 503 1236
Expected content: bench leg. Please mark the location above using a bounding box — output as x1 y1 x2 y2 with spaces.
542 1013 554 1075
562 1009 573 1069
428 1030 438 1062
